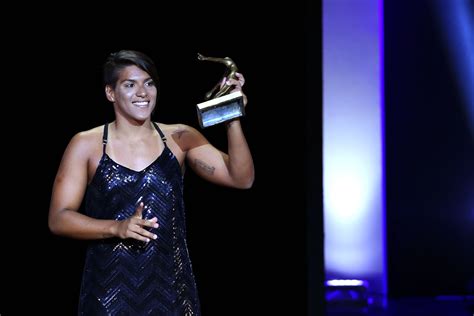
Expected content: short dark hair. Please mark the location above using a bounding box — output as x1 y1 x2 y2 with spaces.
103 50 160 90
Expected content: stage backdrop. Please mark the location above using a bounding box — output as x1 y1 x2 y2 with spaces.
385 0 474 297
1 3 323 316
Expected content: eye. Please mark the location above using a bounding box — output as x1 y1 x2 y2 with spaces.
145 80 155 87
124 82 134 88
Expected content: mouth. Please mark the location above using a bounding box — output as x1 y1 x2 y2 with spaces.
132 101 150 108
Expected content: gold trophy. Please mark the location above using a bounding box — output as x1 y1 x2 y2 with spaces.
196 53 245 128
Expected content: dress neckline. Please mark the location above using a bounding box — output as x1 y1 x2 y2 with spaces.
103 146 169 173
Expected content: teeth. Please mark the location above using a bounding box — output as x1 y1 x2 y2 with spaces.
133 102 149 106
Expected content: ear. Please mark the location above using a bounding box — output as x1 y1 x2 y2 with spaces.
105 85 115 102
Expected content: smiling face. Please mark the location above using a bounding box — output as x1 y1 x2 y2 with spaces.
106 65 158 123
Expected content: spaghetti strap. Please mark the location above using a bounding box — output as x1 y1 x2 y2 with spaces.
103 122 165 152
102 123 109 154
152 122 167 145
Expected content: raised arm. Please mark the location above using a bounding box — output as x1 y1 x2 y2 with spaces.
48 132 157 241
177 121 254 189
176 69 253 188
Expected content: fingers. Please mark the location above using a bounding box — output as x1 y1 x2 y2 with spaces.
223 74 247 106
129 230 157 243
133 203 158 228
116 207 160 241
133 202 144 218
129 217 159 242
235 72 245 86
225 79 240 88
225 80 243 96
141 217 159 229
224 73 245 89
134 216 158 232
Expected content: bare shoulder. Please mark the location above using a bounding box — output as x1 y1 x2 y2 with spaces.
156 123 208 152
157 122 194 135
69 126 103 146
65 125 104 158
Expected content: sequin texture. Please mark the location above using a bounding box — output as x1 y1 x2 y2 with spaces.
78 123 200 315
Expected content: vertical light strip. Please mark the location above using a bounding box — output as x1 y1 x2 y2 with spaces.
323 0 386 306
379 0 387 305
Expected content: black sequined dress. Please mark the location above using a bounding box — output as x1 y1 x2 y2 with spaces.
78 122 200 315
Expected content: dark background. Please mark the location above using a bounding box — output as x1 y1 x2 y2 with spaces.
385 0 474 298
2 0 472 315
2 2 324 316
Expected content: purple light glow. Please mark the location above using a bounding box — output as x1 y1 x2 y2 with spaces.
323 0 386 307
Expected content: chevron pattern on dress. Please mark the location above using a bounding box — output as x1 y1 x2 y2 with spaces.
79 146 200 315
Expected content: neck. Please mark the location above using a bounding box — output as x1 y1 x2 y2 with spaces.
112 119 155 141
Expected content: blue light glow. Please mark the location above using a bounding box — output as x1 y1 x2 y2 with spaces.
434 0 474 137
323 0 386 306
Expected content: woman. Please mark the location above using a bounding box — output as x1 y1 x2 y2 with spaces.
48 50 254 315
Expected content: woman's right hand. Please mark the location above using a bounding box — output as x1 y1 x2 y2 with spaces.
114 202 159 242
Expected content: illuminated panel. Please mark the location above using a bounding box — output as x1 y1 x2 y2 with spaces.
323 0 386 306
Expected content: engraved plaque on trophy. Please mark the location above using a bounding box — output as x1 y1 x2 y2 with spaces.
196 53 245 128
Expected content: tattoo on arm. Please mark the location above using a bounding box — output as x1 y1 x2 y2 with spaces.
194 159 215 175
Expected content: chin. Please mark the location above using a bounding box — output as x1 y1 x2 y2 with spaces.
132 111 152 120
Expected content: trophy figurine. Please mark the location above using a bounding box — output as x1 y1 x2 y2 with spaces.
196 53 245 128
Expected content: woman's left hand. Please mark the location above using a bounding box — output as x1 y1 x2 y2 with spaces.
223 72 248 107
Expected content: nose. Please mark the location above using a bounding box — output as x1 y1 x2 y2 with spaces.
136 85 147 98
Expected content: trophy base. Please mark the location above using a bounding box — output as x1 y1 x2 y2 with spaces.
196 91 245 128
